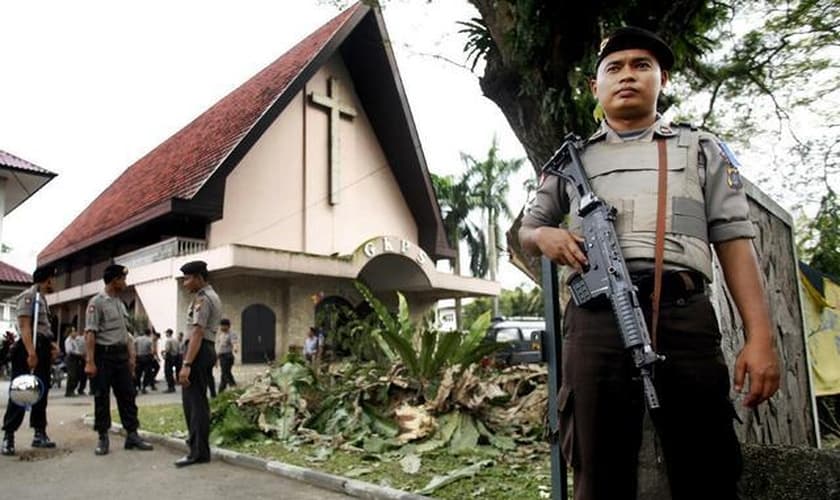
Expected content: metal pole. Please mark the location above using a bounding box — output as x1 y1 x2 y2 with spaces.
541 256 568 500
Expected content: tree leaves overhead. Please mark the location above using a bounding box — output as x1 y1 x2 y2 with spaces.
466 0 838 180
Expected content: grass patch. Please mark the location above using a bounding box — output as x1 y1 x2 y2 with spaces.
134 404 554 499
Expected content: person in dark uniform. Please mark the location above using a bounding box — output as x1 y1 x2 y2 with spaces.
216 318 237 393
176 260 222 468
2 265 60 455
84 264 153 455
163 329 179 393
518 27 781 500
133 329 154 393
64 327 83 397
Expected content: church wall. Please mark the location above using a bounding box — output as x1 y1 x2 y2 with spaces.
207 92 306 252
304 56 418 256
210 274 287 364
207 54 418 259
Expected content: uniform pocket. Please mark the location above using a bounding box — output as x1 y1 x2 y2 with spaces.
557 385 577 467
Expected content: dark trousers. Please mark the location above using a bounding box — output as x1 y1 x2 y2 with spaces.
164 354 178 390
183 341 214 461
207 351 217 398
78 365 88 394
65 354 83 396
218 352 236 392
92 345 139 434
135 354 155 389
3 337 53 432
561 293 741 500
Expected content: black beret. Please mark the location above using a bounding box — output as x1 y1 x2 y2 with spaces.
180 260 208 276
103 264 128 284
596 26 674 71
32 265 56 283
220 318 230 326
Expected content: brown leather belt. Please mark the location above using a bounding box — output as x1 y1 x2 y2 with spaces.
634 271 705 302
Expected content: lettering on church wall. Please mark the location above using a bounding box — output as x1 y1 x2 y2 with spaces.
363 237 428 265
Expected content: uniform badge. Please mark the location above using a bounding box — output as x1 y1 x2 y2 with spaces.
717 141 744 190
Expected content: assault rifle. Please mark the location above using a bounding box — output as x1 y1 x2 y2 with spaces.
541 134 663 410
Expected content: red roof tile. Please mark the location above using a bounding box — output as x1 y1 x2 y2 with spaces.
0 261 31 284
39 3 363 264
0 150 55 177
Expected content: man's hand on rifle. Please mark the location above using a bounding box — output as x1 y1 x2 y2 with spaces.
534 226 588 272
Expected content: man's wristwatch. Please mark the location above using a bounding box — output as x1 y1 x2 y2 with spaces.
183 362 192 367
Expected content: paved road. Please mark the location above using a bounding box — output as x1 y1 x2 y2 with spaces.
0 372 351 500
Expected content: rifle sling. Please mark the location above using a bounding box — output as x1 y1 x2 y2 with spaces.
652 139 668 348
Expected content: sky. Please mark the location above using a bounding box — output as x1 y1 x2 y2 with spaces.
0 0 536 289
2 1 835 290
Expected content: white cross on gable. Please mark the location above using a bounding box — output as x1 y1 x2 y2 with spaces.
308 77 357 206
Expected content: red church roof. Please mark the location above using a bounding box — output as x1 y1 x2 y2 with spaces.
39 3 363 264
0 261 32 284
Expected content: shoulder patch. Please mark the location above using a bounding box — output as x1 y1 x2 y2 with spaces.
88 305 96 314
717 141 744 190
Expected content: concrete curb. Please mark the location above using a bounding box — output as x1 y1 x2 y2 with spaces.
82 416 431 500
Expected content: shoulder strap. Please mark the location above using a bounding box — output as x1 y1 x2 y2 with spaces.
652 140 668 348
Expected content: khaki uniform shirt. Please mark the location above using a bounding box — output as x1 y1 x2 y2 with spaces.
216 330 236 354
522 118 755 275
134 335 153 356
186 285 222 343
17 284 54 340
164 337 179 356
85 291 131 346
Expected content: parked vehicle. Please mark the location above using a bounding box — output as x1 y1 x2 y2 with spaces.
484 316 544 366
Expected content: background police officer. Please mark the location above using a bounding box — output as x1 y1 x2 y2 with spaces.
216 318 237 393
519 27 781 500
163 329 179 393
1 265 59 455
84 264 153 455
133 329 154 393
176 260 222 468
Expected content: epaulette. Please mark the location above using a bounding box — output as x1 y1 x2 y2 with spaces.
671 121 699 131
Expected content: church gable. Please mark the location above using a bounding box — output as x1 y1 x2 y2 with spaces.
38 3 453 269
208 54 418 256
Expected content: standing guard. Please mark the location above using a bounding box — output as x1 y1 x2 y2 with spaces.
176 260 222 468
84 264 153 455
1 265 60 455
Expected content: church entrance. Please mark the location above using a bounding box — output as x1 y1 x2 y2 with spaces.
241 304 276 363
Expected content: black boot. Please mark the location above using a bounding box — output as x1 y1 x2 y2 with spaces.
95 433 109 455
1 432 14 456
31 429 56 448
124 431 153 451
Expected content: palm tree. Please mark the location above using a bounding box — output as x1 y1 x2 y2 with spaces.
431 173 487 329
462 136 524 316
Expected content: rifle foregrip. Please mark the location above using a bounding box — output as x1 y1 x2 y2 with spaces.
610 290 644 348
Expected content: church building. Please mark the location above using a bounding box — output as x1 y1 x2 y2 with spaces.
39 3 498 362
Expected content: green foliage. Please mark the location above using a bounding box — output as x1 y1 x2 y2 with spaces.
354 281 500 389
462 136 524 284
797 188 840 278
317 303 388 362
431 172 487 277
209 389 260 444
457 17 493 71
